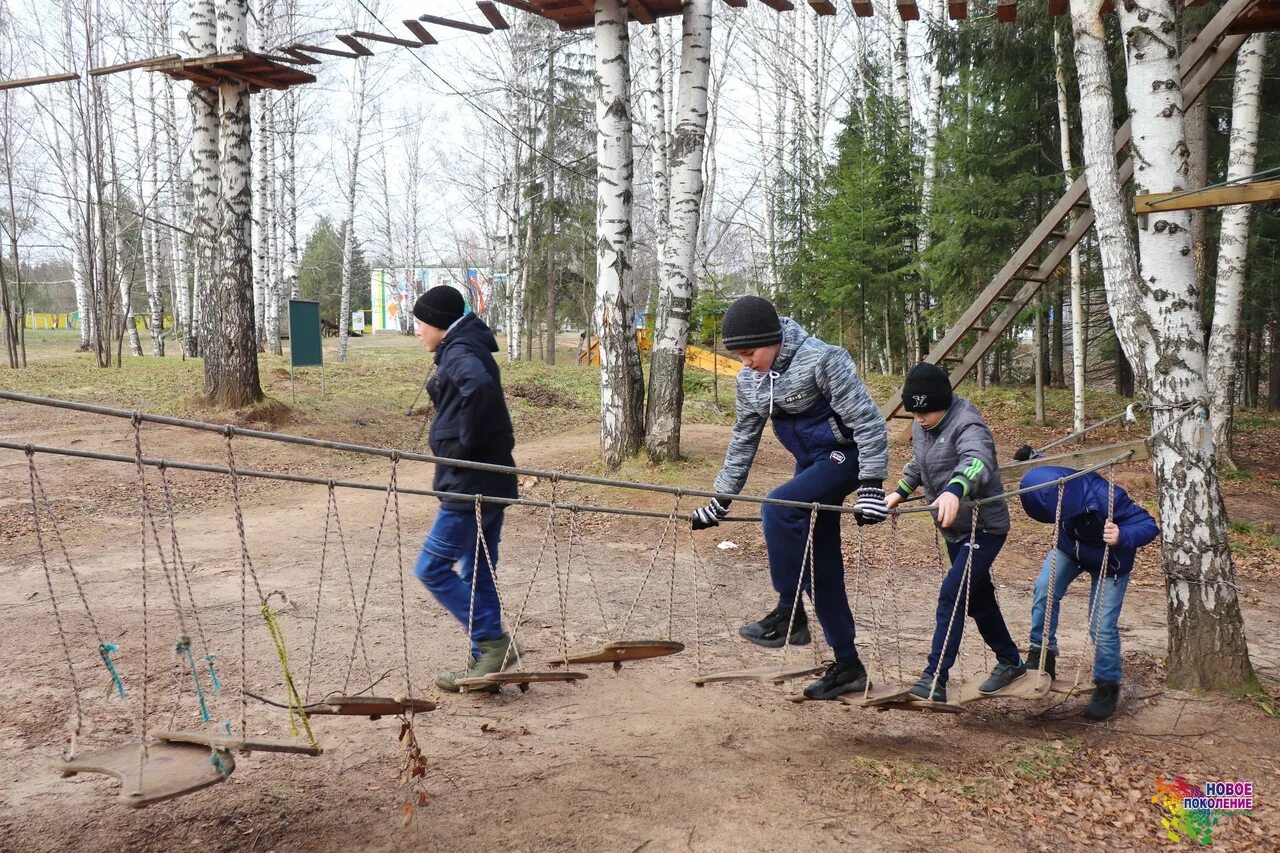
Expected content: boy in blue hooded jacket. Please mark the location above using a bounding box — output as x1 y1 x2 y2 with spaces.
410 285 520 693
1018 465 1159 720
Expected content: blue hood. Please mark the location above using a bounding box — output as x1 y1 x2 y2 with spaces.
1018 465 1100 523
435 313 499 364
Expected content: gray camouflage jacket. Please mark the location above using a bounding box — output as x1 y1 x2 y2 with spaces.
712 318 888 496
895 397 1010 542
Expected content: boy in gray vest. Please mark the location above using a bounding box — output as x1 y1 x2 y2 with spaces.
884 363 1024 702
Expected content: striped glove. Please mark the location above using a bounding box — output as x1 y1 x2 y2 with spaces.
854 484 888 526
692 498 731 531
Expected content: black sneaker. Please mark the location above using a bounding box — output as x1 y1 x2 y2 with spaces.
908 675 946 703
803 657 868 700
979 658 1027 694
739 603 811 649
1025 646 1057 680
1082 680 1121 721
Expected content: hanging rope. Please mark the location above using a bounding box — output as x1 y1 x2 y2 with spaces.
618 492 682 639
926 505 980 701
342 456 402 693
1066 466 1119 693
500 479 562 671
261 591 318 750
157 462 220 692
885 515 905 684
780 505 822 669
390 459 413 699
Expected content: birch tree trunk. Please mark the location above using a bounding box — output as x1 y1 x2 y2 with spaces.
338 57 368 363
143 75 165 357
206 0 262 406
252 94 268 346
162 72 191 356
188 0 219 360
914 0 945 366
1207 33 1267 468
1071 0 1255 692
645 26 671 281
1054 25 1087 437
594 0 644 467
264 95 282 355
645 0 710 460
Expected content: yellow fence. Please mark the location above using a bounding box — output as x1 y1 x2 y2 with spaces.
24 313 173 331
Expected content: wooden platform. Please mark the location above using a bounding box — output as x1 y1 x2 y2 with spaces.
454 670 587 692
307 695 437 718
952 670 1053 705
863 687 965 714
692 663 824 686
154 730 322 757
57 741 233 807
564 640 684 667
145 52 317 93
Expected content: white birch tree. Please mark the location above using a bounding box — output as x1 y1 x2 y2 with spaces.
1070 0 1255 691
1207 33 1268 468
1054 24 1087 437
645 0 710 460
593 0 644 467
337 54 368 363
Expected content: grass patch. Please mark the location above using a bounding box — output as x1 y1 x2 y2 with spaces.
1221 468 1254 482
1011 740 1079 781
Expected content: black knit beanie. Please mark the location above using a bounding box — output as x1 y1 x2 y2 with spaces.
902 363 953 413
413 285 466 330
721 296 782 351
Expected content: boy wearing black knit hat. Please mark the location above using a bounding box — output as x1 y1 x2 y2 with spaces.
410 285 521 693
692 295 890 700
884 363 1024 702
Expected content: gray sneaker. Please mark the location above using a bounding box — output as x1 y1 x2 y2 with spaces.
979 658 1027 694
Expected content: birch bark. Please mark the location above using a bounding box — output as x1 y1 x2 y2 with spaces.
594 0 644 467
1207 33 1267 468
646 0 711 460
1071 0 1255 691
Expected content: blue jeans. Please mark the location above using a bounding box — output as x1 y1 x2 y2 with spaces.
1028 549 1130 683
413 504 506 657
924 532 1020 685
761 455 860 661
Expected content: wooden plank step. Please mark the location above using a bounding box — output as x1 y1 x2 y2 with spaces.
57 741 233 807
999 437 1149 481
154 730 322 757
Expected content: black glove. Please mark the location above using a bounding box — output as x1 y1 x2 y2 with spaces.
854 484 888 526
1014 444 1034 462
692 497 731 530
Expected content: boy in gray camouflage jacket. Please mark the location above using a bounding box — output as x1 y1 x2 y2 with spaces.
691 296 889 700
884 363 1025 702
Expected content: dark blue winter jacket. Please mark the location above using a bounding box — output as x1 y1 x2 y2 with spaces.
426 313 519 511
1019 466 1159 575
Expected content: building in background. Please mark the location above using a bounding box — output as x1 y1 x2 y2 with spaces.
369 267 500 333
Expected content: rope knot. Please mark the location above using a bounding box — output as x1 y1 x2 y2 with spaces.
390 451 401 463
222 424 234 438
23 444 34 458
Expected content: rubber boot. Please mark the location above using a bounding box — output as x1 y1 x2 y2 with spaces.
435 654 478 693
1082 680 1121 721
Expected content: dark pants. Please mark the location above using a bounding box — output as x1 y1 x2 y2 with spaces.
413 503 506 658
760 454 860 660
924 531 1019 685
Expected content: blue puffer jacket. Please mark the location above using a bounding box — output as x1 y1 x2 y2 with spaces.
1019 466 1159 575
426 313 519 510
712 318 888 495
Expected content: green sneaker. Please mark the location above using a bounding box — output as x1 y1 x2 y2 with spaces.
472 635 516 677
435 654 478 693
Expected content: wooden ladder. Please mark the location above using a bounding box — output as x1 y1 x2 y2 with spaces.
881 0 1258 420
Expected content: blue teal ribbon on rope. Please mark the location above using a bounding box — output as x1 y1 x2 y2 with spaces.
177 638 212 724
208 751 232 779
204 654 221 692
98 643 125 698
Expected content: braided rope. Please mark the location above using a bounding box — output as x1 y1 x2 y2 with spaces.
1068 467 1119 691
618 492 682 638
304 485 337 701
927 505 979 700
500 480 561 671
390 462 413 698
341 457 400 692
780 505 821 669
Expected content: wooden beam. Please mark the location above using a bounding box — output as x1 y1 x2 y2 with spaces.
260 52 314 65
289 42 360 58
851 0 873 14
403 20 439 45
351 30 423 48
1047 0 1068 14
999 439 1150 482
808 0 838 14
335 35 375 56
477 1 512 28
723 0 750 8
629 0 657 23
91 54 180 76
897 0 920 20
996 0 1017 21
493 0 543 13
0 71 79 91
758 0 794 11
418 13 494 34
1134 178 1280 214
948 0 968 18
278 47 323 64
210 63 287 91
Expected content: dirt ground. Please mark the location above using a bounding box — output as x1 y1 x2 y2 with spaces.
0 397 1277 852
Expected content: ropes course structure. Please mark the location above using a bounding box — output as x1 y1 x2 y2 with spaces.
2 391 1202 807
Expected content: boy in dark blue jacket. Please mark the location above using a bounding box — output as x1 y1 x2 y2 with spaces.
1019 465 1159 720
410 286 520 693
